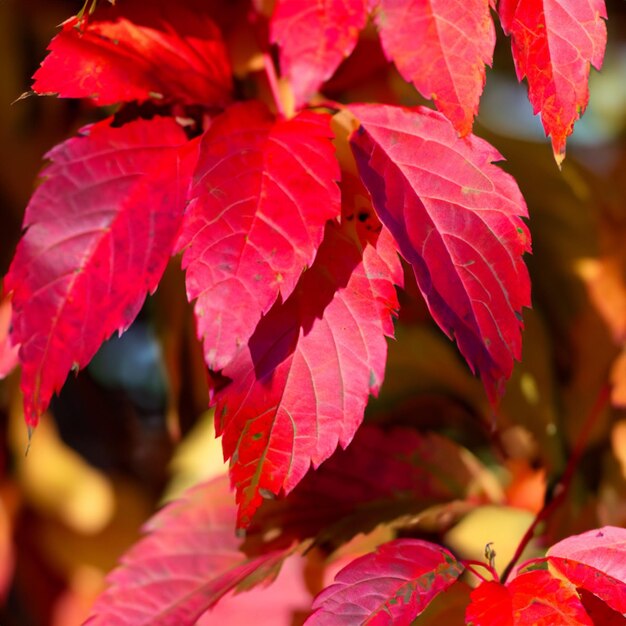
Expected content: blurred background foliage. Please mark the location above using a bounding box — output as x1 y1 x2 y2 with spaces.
0 1 625 624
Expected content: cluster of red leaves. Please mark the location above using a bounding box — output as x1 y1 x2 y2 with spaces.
84 427 626 625
0 0 614 623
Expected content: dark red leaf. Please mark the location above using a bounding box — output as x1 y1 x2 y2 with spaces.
32 0 232 106
5 117 195 426
349 103 531 403
374 0 495 135
177 102 341 371
578 589 626 626
247 424 494 551
214 220 402 527
271 0 368 107
85 475 297 626
498 0 607 164
306 539 463 625
467 570 593 625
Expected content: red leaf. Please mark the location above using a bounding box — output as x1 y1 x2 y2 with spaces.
4 117 195 426
215 220 401 527
32 0 232 107
467 571 593 626
547 526 626 614
374 0 495 135
177 102 341 371
349 103 531 403
248 424 494 550
85 475 297 626
271 0 368 107
306 539 463 625
498 0 607 164
466 581 513 626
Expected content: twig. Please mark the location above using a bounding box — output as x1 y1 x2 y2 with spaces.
462 559 499 583
500 383 611 584
263 52 286 118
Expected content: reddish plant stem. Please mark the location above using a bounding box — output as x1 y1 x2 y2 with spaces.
462 559 498 583
500 383 611 584
263 51 286 118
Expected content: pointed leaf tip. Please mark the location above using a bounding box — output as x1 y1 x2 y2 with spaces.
349 103 531 403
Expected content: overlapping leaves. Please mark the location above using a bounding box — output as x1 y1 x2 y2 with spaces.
2 0 614 622
8 0 536 516
176 101 341 370
350 104 531 402
33 0 232 106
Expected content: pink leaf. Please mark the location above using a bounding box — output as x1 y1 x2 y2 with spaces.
177 102 341 371
547 526 626 614
271 0 368 107
0 291 19 379
32 0 232 106
85 475 296 626
498 0 607 164
306 539 463 625
4 117 195 426
195 553 313 626
350 103 531 403
215 221 402 527
374 0 495 135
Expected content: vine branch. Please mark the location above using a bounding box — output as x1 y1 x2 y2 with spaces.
500 383 611 583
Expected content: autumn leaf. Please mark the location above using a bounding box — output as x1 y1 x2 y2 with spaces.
32 0 232 106
498 0 607 164
4 117 196 426
270 0 368 107
350 103 531 402
247 424 497 552
214 221 401 527
85 474 297 626
374 0 495 135
176 102 341 371
306 539 464 625
466 527 626 625
467 570 594 625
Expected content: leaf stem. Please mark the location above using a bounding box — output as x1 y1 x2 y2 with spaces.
263 52 286 119
500 383 611 584
462 559 498 582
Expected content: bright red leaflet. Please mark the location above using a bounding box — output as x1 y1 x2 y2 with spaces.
271 0 368 107
349 103 531 402
5 117 195 426
248 424 492 550
214 221 402 527
467 570 593 625
498 0 607 164
547 526 626 614
176 102 341 371
465 581 513 626
374 0 495 136
32 0 232 107
85 474 297 626
306 539 464 625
